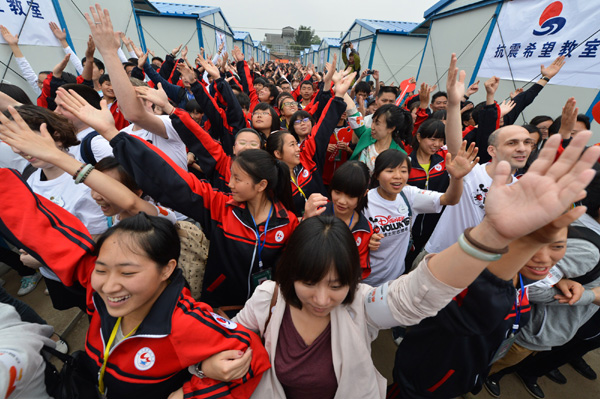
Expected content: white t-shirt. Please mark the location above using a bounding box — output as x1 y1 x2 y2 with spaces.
122 115 188 171
424 163 517 254
0 142 29 172
27 169 108 281
68 127 114 164
362 185 443 286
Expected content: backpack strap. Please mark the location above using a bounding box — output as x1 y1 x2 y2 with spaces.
399 191 413 253
568 225 600 286
80 131 100 165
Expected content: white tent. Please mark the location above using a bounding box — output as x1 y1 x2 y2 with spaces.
316 38 342 71
415 0 600 130
233 31 253 57
340 19 426 85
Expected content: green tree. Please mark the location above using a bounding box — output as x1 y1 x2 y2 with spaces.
295 25 320 46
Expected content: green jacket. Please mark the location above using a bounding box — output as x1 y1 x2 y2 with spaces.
348 111 406 161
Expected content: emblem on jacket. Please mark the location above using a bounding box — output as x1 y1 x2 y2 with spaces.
134 347 155 371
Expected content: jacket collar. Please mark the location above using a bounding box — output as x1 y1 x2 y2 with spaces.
323 202 371 233
409 149 445 170
93 268 186 340
226 198 293 228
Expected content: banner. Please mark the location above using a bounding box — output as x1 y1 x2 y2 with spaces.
0 0 61 47
216 30 227 53
478 0 600 89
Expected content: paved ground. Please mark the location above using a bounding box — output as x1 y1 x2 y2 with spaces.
3 265 599 398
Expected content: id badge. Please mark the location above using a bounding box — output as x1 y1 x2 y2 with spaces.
489 334 516 365
251 268 272 291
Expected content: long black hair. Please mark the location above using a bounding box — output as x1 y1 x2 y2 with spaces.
234 149 296 214
372 104 413 150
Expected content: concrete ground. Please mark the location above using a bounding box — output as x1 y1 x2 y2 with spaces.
3 265 599 398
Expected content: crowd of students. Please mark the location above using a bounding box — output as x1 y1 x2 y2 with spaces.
0 4 599 399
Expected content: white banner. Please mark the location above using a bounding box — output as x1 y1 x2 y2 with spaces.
216 30 227 53
0 0 61 47
479 0 600 89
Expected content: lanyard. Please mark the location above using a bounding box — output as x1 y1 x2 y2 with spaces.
250 204 273 269
512 274 525 334
334 209 354 229
98 317 140 396
290 173 307 200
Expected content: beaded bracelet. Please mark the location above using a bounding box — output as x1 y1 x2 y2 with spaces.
458 233 502 262
74 164 94 184
73 164 86 180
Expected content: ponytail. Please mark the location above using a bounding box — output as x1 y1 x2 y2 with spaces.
373 104 414 150
273 159 296 214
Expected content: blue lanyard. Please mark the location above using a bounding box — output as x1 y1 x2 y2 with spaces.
250 204 273 269
512 273 525 334
334 210 355 229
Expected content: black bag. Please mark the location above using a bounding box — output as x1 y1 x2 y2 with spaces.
42 347 99 399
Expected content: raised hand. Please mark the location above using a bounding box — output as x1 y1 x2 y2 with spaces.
541 55 566 79
56 88 117 139
181 45 188 61
445 141 479 180
0 25 18 46
446 53 466 106
499 99 516 117
85 35 95 59
418 82 432 108
466 80 479 97
482 131 600 245
176 62 198 83
171 44 183 58
558 97 578 138
484 76 500 95
0 106 62 161
135 83 171 110
137 50 149 69
84 5 121 54
509 88 524 99
52 53 71 78
49 21 66 41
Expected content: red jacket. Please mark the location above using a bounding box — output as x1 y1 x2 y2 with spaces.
322 126 353 186
0 168 271 399
110 100 130 130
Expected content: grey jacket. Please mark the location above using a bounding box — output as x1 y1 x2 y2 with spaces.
516 214 600 351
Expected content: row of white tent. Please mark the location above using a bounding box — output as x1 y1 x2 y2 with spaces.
0 0 597 131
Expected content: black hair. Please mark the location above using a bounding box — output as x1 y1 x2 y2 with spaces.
288 110 315 140
95 213 180 273
276 92 295 109
370 149 411 189
127 58 138 64
95 156 140 193
235 92 251 111
471 101 487 125
378 86 398 98
234 127 264 149
582 163 600 220
277 78 290 87
82 57 105 73
98 74 111 85
461 109 473 125
60 83 102 110
262 83 279 106
578 114 591 130
355 81 371 95
276 215 361 308
233 149 295 213
266 129 293 157
548 116 562 135
252 102 280 133
372 104 413 149
184 99 203 114
529 115 553 126
60 72 77 84
0 83 32 105
151 56 164 64
300 80 314 89
431 91 448 102
521 124 541 135
330 161 371 213
122 62 136 72
413 119 445 151
431 110 447 121
229 82 243 93
253 77 268 87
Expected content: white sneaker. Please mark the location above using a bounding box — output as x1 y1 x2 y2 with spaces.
17 272 42 296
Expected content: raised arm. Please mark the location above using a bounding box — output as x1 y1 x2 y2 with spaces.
49 21 83 75
444 53 464 156
0 25 41 96
85 13 167 138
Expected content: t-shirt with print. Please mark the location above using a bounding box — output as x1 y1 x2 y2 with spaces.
424 162 517 255
27 169 107 281
122 115 188 171
68 127 114 164
362 185 443 287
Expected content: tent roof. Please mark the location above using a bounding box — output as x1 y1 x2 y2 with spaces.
356 19 419 34
311 44 320 51
424 0 502 19
322 37 341 47
148 1 218 17
233 31 251 41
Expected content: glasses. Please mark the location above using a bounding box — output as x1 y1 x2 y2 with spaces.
282 101 297 108
253 111 270 117
294 118 310 125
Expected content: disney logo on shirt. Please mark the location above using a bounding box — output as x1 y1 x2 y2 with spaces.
369 215 410 236
470 184 489 210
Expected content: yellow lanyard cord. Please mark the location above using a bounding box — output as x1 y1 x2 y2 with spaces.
290 174 307 200
98 317 140 395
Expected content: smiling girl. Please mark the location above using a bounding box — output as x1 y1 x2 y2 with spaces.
364 144 477 286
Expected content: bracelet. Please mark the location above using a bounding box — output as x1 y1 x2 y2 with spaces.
464 227 509 254
73 164 86 180
458 233 502 262
74 164 94 184
541 76 550 82
463 94 469 100
187 363 206 379
168 107 176 116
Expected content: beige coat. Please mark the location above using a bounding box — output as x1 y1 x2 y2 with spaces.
233 257 463 398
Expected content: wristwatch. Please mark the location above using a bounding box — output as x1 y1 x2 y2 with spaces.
541 75 550 82
188 363 206 379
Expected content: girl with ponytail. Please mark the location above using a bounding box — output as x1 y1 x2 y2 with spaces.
349 103 414 172
44 87 299 310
